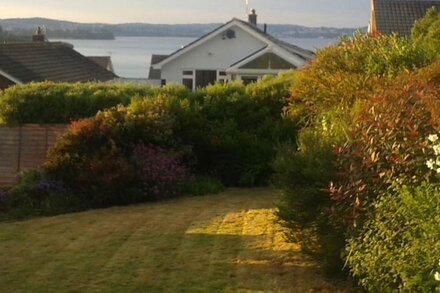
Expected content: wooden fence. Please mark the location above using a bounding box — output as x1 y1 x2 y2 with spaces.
0 124 67 186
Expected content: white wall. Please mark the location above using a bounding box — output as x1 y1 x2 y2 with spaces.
161 25 267 85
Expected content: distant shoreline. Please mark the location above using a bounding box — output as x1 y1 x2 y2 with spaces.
1 17 364 41
52 35 342 41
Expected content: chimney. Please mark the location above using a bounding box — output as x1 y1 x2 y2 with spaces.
32 26 46 42
248 9 257 26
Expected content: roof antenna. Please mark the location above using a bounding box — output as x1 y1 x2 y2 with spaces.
243 0 250 17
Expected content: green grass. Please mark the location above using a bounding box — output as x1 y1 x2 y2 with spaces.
0 188 351 292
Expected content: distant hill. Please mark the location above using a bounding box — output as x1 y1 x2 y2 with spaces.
0 17 366 40
0 18 114 40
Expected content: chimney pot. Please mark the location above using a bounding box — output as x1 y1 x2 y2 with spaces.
248 9 257 26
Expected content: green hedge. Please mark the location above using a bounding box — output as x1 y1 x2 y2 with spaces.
0 73 298 219
0 82 191 124
346 183 440 291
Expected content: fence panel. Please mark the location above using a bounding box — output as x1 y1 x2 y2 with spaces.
0 124 67 186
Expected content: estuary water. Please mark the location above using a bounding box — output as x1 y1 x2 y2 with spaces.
50 36 338 78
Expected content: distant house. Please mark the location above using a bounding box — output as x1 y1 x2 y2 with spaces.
88 56 115 73
150 10 314 89
369 0 440 36
0 29 117 90
148 54 168 81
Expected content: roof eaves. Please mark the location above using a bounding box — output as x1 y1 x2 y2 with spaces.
0 69 23 84
227 45 304 73
229 45 269 67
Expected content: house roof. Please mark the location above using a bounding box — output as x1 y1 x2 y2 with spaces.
233 19 315 61
0 42 117 84
153 18 314 70
373 0 440 36
148 54 168 80
87 56 114 73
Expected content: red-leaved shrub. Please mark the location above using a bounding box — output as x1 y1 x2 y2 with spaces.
328 61 440 228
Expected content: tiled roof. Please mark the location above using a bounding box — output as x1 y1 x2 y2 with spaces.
374 0 440 36
148 54 168 79
0 42 117 83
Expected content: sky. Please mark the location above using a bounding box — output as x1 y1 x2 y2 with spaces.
0 0 371 27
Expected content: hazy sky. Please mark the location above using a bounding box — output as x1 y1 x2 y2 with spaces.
0 0 371 27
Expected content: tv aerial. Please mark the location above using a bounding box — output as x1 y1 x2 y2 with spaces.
243 0 250 16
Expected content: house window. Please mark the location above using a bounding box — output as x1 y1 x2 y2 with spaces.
182 70 194 90
217 70 228 84
195 70 217 88
182 78 194 90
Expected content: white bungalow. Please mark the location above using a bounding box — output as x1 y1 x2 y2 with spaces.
149 10 314 89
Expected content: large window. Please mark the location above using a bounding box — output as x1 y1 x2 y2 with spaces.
195 70 217 88
240 53 296 70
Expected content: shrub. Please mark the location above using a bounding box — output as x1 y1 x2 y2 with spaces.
44 95 190 206
0 82 192 124
0 188 8 212
276 33 439 278
182 176 224 196
1 170 80 219
412 7 440 58
346 183 440 292
329 65 440 230
287 33 434 124
274 123 347 276
191 77 298 186
133 143 187 200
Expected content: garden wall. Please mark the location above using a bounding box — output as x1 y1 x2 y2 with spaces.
0 124 67 186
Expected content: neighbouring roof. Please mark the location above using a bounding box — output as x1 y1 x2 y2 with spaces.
148 54 168 80
153 18 314 70
0 42 117 84
373 0 440 36
88 56 115 73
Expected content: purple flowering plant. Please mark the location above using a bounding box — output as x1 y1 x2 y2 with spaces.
133 143 187 200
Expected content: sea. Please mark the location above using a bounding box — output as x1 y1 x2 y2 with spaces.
50 36 339 79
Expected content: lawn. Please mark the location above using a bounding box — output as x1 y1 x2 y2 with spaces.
0 188 350 292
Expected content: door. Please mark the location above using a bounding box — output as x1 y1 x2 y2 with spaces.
195 70 217 88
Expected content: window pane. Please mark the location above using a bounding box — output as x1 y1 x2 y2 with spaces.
182 70 193 76
195 70 217 88
182 78 193 90
241 76 258 85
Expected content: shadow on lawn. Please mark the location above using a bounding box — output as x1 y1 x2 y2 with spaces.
144 232 351 293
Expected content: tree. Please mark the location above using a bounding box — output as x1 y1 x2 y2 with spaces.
412 7 440 57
